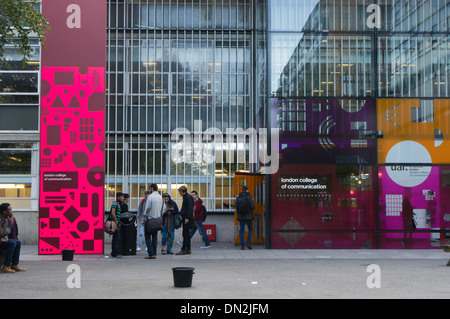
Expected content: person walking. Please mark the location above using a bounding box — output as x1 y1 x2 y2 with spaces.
402 190 416 248
176 185 194 255
0 203 26 272
136 190 150 251
143 184 163 259
236 185 255 250
109 192 124 258
189 190 210 249
161 193 179 254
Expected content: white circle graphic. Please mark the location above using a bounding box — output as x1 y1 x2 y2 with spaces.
385 141 432 187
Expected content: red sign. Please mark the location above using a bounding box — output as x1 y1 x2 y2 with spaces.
39 0 106 254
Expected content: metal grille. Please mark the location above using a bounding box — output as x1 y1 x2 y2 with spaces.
106 0 254 211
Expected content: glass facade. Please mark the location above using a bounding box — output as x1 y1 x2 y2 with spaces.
1 0 450 248
106 0 261 211
0 42 40 131
267 0 450 249
0 41 40 212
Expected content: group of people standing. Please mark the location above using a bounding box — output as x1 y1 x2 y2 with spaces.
1 184 256 270
108 184 212 259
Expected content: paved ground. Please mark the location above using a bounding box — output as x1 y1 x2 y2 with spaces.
1 243 449 299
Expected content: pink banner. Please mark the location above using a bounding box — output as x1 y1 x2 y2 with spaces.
39 1 106 254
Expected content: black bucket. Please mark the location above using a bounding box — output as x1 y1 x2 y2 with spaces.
172 267 195 287
62 249 75 261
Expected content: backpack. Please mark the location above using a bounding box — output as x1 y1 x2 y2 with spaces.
236 193 249 215
202 205 207 222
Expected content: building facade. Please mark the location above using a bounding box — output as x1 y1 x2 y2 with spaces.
105 0 263 213
266 0 450 249
0 0 449 249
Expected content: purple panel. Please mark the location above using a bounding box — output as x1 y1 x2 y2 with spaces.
274 99 376 164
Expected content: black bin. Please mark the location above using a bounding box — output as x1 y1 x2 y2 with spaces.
172 267 195 287
119 212 137 256
62 249 75 261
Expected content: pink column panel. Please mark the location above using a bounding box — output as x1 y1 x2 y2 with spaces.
39 0 106 254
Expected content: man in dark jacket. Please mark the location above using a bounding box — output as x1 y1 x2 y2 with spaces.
236 186 256 250
176 185 194 255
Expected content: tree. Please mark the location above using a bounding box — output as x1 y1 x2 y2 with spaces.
0 0 50 67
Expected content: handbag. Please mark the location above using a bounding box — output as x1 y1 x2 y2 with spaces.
104 220 117 235
144 197 165 233
173 213 182 229
146 217 163 233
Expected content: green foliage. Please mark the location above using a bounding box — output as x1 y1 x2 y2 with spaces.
0 0 50 67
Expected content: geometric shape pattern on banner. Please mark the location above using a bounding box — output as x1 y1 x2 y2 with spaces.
39 67 105 254
279 218 305 248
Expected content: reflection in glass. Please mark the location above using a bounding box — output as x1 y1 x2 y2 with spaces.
0 150 32 174
0 46 40 70
0 73 38 93
0 106 38 130
378 35 450 98
269 0 449 33
271 34 374 97
267 0 450 248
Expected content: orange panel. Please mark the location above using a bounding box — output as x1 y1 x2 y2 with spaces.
377 99 450 164
233 173 266 245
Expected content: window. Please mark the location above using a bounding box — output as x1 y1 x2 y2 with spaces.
0 143 38 211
